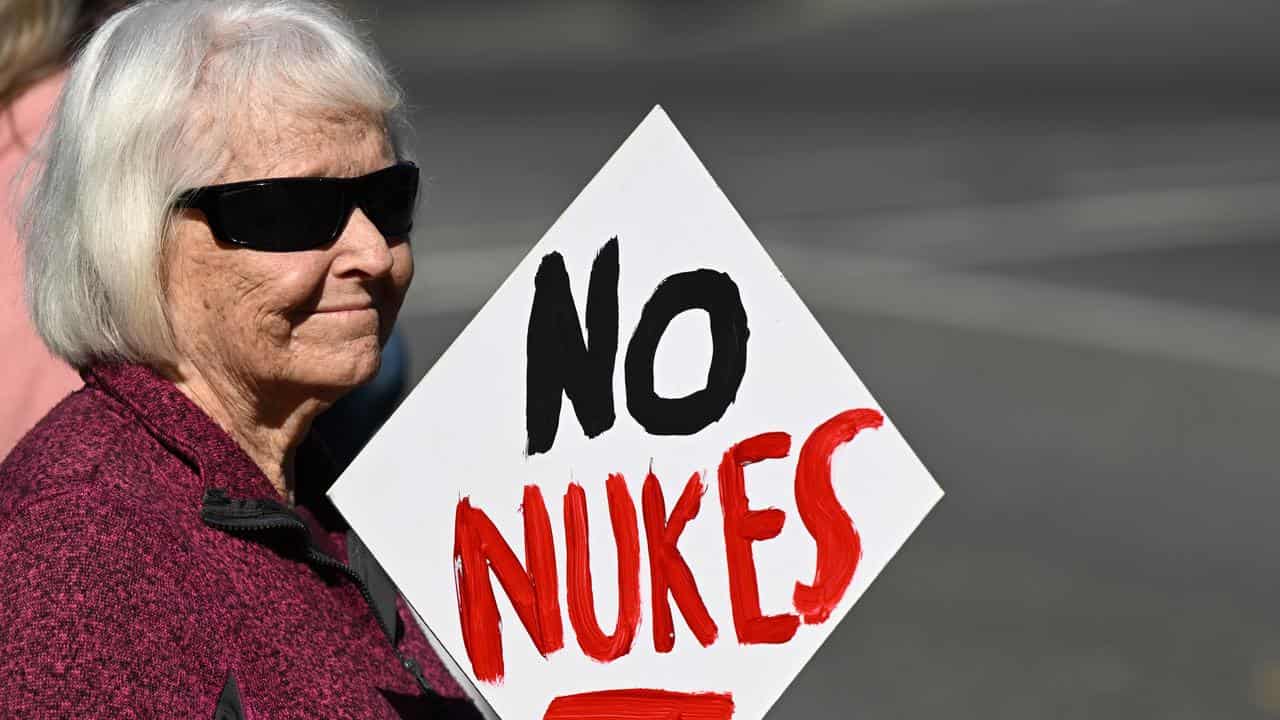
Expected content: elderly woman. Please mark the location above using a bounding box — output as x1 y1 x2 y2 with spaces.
0 1 479 717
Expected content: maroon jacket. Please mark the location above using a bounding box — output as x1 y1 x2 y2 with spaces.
0 363 479 719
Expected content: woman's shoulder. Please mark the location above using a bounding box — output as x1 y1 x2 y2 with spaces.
0 384 195 589
0 405 207 718
0 387 195 598
0 383 180 523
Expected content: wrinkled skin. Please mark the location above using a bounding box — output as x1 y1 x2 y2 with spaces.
164 109 413 498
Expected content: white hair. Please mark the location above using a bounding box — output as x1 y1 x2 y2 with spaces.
20 0 405 369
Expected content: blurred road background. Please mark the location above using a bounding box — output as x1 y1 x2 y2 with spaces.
336 1 1280 716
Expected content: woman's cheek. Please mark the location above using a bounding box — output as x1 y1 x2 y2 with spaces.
241 261 325 344
266 259 329 310
393 244 414 302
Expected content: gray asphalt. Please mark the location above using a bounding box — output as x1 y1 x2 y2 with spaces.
337 1 1280 717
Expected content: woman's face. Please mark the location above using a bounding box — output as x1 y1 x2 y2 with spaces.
165 109 414 404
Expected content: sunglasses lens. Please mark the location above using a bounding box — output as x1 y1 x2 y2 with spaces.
192 162 419 252
216 182 346 251
359 164 418 237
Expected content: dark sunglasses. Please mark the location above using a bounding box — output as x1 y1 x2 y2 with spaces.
174 161 419 252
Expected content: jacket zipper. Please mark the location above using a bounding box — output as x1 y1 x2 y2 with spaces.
200 488 435 696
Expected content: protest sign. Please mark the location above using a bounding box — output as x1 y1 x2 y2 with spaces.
329 105 943 720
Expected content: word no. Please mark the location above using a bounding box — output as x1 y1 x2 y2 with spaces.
526 237 748 454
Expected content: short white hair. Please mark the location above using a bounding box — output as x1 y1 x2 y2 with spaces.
20 0 405 369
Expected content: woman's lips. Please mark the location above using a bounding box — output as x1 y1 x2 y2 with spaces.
309 306 381 327
316 306 376 313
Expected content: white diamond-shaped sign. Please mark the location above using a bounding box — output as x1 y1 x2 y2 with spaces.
330 105 942 720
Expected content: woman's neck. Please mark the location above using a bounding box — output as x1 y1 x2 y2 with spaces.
168 361 324 502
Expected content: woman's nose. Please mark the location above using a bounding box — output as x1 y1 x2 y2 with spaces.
332 207 395 278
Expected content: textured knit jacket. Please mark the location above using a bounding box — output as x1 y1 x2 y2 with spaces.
0 363 480 719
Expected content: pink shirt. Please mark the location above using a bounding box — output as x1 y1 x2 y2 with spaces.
0 362 474 717
0 72 81 460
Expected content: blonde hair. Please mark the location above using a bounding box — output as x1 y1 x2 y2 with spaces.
0 0 79 108
20 0 406 369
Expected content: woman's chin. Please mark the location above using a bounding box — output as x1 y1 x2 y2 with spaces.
287 343 383 398
336 349 383 390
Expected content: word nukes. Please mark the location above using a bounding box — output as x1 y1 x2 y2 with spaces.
453 408 884 683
